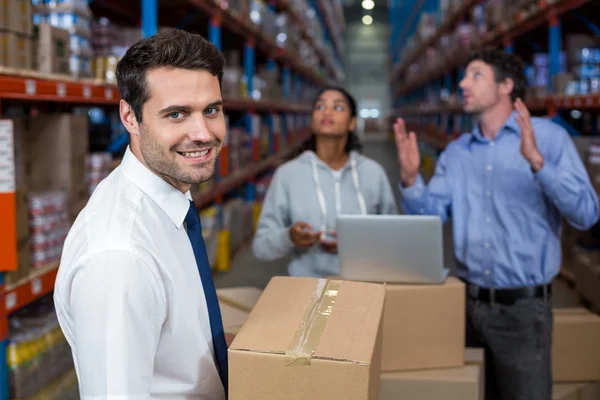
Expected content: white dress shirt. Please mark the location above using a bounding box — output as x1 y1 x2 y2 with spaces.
54 147 225 400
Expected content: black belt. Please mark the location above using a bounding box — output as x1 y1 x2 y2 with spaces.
464 281 552 305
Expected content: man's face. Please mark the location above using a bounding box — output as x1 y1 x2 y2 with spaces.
459 60 506 115
128 67 226 193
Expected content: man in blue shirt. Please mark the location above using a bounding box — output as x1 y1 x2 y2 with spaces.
395 49 599 400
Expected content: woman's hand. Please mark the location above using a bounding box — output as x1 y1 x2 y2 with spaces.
320 231 338 254
289 221 321 249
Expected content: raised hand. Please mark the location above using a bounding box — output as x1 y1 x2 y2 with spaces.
393 118 420 187
514 99 544 172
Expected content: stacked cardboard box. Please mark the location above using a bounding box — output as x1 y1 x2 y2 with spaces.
552 308 600 383
553 382 600 400
36 23 71 75
381 348 484 400
27 114 89 221
0 0 34 69
228 276 385 399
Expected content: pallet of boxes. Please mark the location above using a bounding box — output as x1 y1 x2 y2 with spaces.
3 114 89 286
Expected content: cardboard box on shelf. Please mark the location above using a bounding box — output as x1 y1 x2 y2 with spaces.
381 277 465 372
27 114 89 217
0 32 7 66
37 23 71 75
552 308 600 382
228 276 385 400
380 348 484 400
6 32 32 69
6 0 33 36
553 382 600 400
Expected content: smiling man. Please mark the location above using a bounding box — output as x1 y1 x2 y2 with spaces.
395 49 598 400
54 29 229 399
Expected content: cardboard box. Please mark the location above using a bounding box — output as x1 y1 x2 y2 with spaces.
27 114 89 217
217 286 263 334
6 33 32 69
572 251 600 311
380 348 484 400
6 0 33 35
228 276 385 400
381 277 465 372
552 308 600 382
37 23 70 75
553 383 600 400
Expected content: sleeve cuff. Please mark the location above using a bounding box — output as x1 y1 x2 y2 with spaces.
534 162 561 199
398 174 426 200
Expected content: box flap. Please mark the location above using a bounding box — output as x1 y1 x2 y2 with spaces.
230 276 385 365
217 286 262 312
219 302 250 335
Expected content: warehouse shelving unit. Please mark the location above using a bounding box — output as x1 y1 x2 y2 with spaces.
389 0 600 150
0 0 344 397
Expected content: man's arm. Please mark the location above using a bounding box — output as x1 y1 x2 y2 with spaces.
399 150 453 223
534 130 599 230
69 250 167 399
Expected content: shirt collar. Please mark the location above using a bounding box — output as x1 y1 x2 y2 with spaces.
471 110 520 142
120 146 193 229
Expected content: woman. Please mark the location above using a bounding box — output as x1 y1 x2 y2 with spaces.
252 86 397 277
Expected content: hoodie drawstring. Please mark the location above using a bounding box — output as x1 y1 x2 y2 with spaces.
311 155 367 235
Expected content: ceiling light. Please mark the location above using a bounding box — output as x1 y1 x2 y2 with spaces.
362 15 373 25
362 0 374 10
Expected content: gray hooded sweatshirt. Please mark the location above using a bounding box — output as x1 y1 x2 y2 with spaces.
252 150 398 277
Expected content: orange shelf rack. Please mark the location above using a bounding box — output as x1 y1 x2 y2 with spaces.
0 70 314 114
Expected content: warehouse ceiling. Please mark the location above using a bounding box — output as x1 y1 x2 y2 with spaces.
342 0 388 25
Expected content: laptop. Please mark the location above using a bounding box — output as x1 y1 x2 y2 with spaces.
336 214 449 284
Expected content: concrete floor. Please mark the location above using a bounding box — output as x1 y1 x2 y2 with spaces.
214 135 579 308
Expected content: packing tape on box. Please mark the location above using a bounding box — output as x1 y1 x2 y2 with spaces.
284 279 340 367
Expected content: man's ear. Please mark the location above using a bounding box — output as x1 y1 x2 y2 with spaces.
499 77 515 98
120 100 140 136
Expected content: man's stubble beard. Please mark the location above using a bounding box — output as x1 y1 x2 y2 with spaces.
139 124 219 186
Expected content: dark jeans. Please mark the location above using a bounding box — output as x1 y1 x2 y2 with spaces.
466 296 553 400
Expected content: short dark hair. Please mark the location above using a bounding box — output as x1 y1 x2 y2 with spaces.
467 49 528 102
116 28 225 122
296 86 362 156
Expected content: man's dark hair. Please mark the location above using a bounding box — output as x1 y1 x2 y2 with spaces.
467 49 528 102
296 86 362 156
116 28 225 122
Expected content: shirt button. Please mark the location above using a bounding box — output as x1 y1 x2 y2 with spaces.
490 141 495 146
484 269 491 276
486 217 491 223
486 191 491 197
484 242 490 248
487 165 493 171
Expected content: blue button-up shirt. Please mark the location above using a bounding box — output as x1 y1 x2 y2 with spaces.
400 111 599 289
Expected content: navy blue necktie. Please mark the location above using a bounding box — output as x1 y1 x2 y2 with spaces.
185 200 228 395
